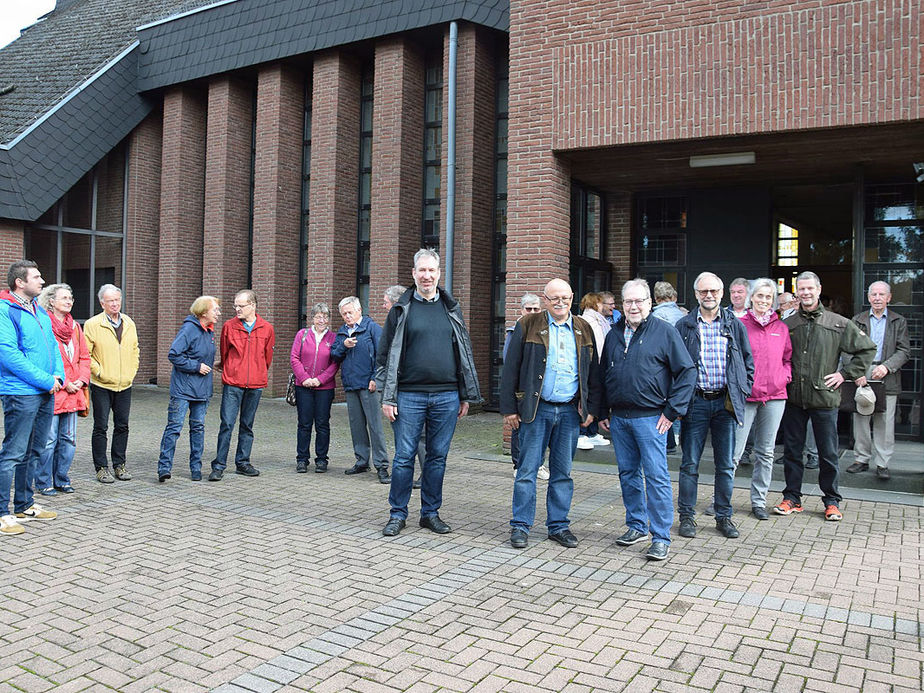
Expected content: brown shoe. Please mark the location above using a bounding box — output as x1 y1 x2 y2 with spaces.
876 466 890 480
846 462 869 474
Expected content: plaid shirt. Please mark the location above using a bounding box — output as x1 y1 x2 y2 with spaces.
696 312 728 390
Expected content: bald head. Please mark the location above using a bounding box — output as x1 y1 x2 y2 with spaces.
542 278 574 324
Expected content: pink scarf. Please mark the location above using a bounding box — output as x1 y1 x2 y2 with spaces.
749 308 774 327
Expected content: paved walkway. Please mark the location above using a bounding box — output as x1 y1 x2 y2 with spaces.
1 387 921 692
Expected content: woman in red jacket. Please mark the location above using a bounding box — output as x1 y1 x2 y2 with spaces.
290 302 339 473
36 284 91 495
734 278 792 520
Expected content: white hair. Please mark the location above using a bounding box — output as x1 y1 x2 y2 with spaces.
98 283 122 302
338 296 362 311
746 278 779 311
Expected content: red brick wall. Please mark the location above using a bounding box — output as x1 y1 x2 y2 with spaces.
125 112 163 384
157 86 207 386
606 192 632 288
368 37 424 325
0 221 25 276
252 64 304 395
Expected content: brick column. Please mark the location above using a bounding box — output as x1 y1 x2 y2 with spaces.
204 76 254 340
158 86 207 386
307 51 361 315
0 220 24 271
369 38 424 325
444 24 496 400
606 192 632 290
252 64 304 395
125 112 163 385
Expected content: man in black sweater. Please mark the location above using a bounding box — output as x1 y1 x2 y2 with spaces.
376 249 481 537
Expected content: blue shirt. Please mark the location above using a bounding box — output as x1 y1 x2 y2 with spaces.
540 313 579 402
696 311 728 390
869 309 887 362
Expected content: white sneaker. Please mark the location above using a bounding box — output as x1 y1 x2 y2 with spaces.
588 434 608 446
537 465 550 480
576 436 594 450
15 504 57 521
1 514 25 536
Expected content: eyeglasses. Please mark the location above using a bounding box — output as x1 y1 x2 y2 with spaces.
623 298 650 306
543 294 573 305
696 288 721 296
523 306 542 313
233 302 253 309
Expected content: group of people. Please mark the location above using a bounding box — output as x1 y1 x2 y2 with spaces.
501 271 908 562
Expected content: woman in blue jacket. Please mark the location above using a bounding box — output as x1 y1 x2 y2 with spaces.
157 296 220 482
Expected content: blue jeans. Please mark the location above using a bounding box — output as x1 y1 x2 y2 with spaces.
388 390 459 521
678 394 737 520
211 386 263 471
36 411 77 490
781 405 841 506
511 400 580 534
158 397 208 476
0 393 53 515
610 414 673 544
295 387 335 464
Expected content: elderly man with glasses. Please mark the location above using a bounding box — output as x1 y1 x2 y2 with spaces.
501 279 602 550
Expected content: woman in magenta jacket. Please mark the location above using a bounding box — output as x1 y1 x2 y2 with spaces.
36 284 91 495
734 278 792 520
291 302 339 473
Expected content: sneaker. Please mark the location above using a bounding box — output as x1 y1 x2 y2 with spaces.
39 487 57 496
751 506 769 521
678 516 696 538
615 528 648 546
646 542 669 561
96 468 115 484
824 505 843 522
876 466 890 480
208 469 223 481
15 504 57 521
296 460 308 473
804 456 819 470
716 517 740 538
576 436 594 450
588 434 609 446
190 471 202 482
773 499 803 515
56 485 75 494
537 465 550 481
113 465 132 481
846 462 869 474
236 464 260 477
1 515 25 536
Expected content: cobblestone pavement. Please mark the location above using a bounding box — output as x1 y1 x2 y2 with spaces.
1 387 921 692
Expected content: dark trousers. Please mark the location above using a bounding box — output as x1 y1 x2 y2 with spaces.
781 404 841 507
90 384 132 471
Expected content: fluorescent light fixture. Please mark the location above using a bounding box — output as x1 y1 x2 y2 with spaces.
689 151 756 168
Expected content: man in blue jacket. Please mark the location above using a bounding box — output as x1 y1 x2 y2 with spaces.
0 261 64 536
596 279 696 561
331 296 389 483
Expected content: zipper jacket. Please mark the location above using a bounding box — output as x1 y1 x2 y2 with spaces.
167 315 216 401
218 315 275 389
290 327 338 390
330 315 382 391
83 310 140 392
0 291 65 394
739 311 791 403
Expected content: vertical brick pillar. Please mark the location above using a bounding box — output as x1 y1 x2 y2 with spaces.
606 192 632 289
307 51 361 317
445 24 496 401
204 76 254 341
0 220 25 271
158 87 206 386
369 38 424 325
125 112 163 385
252 64 304 395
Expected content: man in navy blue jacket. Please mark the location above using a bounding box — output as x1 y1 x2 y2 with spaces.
597 279 696 561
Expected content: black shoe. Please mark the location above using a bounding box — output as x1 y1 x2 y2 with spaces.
615 529 648 546
846 462 869 474
236 464 260 477
315 461 328 473
646 542 669 561
382 517 405 536
804 456 819 470
377 468 390 484
716 517 740 538
158 473 170 483
344 465 369 475
190 471 202 481
413 476 422 489
678 516 697 538
296 460 308 473
548 529 578 548
510 528 528 549
208 469 223 482
751 506 769 520
419 515 452 534
876 466 890 480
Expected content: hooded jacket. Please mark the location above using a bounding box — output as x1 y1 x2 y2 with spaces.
0 291 65 395
83 310 140 392
739 310 792 403
167 315 216 401
218 315 275 389
851 309 910 396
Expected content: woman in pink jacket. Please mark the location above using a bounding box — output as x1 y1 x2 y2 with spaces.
36 284 91 495
290 302 339 473
734 278 792 520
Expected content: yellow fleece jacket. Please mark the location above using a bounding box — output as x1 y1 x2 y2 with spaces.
84 312 140 392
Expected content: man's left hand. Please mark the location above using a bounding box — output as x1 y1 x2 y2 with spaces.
870 364 889 380
368 380 377 392
458 401 469 419
823 371 845 389
656 414 673 434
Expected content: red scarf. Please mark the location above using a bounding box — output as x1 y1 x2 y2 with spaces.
49 310 75 345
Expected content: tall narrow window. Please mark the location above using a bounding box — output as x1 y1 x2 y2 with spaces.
634 195 688 304
298 76 313 325
356 65 374 308
487 59 509 407
422 57 443 250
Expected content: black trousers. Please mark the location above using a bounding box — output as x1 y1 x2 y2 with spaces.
90 384 132 470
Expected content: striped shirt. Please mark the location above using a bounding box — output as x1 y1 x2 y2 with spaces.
696 312 728 390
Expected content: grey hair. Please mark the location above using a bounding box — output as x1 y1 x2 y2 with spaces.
311 302 330 317
692 271 723 294
384 285 406 305
730 277 749 290
235 289 257 306
621 278 651 300
653 281 677 303
413 248 440 268
746 278 779 311
338 295 362 311
98 283 122 302
38 283 73 311
520 292 540 308
868 280 891 294
796 271 821 288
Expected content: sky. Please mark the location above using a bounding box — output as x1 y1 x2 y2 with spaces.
0 0 57 50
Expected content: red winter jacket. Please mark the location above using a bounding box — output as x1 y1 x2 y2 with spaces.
218 316 275 388
54 322 91 415
740 310 792 402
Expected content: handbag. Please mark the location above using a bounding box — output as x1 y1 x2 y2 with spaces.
77 384 90 418
285 373 297 406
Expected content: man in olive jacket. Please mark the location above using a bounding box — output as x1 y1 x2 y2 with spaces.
773 271 875 521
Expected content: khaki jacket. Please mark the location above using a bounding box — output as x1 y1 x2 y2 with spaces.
84 312 140 392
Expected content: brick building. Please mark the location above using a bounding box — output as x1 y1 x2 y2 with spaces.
1 0 922 439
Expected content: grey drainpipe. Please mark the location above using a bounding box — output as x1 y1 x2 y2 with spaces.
445 21 458 292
